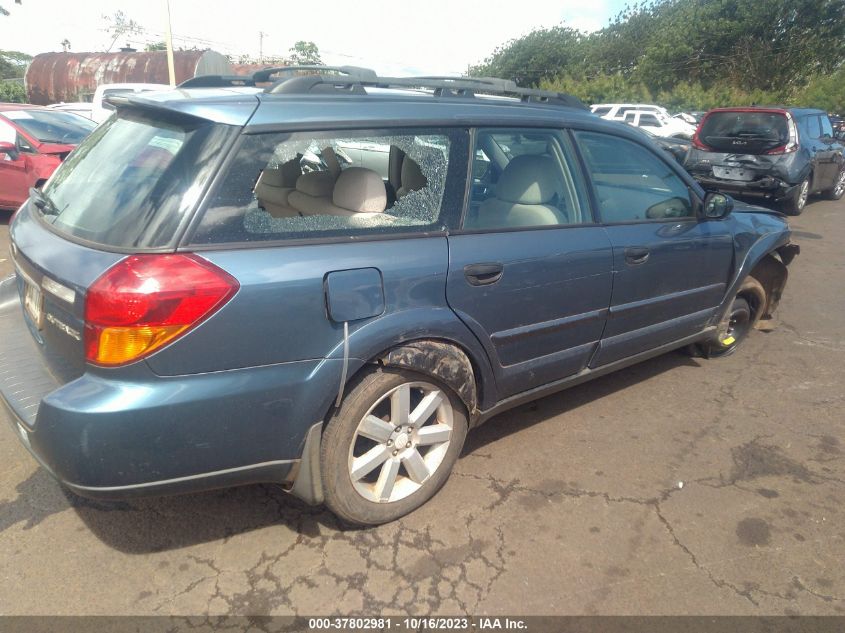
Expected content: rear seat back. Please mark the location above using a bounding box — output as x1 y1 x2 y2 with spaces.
254 157 302 218
396 155 427 199
387 147 428 203
287 170 337 215
291 167 387 217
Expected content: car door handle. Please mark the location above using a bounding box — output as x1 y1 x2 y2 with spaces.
464 262 504 286
625 247 650 265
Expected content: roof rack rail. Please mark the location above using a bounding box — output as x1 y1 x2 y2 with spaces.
263 71 587 110
178 75 257 88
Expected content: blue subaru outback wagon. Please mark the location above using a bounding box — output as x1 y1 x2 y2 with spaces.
0 68 798 525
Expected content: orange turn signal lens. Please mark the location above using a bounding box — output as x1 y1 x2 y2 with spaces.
92 325 189 366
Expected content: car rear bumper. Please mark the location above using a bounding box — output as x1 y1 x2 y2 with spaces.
692 174 799 201
0 275 337 499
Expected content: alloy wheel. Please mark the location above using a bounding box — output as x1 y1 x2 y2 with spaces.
834 170 845 198
347 381 454 503
797 179 809 210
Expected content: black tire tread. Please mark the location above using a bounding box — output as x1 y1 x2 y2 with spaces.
320 367 468 526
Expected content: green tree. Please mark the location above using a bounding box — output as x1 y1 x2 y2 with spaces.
288 41 322 65
475 0 845 105
145 41 167 52
470 26 584 87
0 50 32 80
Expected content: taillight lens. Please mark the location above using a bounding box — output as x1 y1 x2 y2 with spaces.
85 254 239 366
765 143 799 155
691 132 710 151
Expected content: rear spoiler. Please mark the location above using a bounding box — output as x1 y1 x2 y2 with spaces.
102 93 259 127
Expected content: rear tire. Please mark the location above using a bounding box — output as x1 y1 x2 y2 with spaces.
697 277 766 358
781 178 809 215
823 168 845 201
321 368 468 526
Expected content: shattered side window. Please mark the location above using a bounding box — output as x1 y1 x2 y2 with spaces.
190 128 468 244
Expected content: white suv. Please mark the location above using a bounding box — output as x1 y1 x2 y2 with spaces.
591 103 696 138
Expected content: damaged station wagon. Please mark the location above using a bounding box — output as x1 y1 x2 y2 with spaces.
0 67 799 525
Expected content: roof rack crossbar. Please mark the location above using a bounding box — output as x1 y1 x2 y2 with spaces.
178 75 257 89
252 65 378 83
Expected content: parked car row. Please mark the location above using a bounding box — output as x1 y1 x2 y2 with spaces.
594 102 845 215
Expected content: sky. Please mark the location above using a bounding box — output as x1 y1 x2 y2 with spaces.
1 0 630 75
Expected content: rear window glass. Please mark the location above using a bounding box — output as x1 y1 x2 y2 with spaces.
699 111 789 153
38 112 234 248
2 109 95 144
190 128 468 245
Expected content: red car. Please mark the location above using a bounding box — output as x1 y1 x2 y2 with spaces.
0 103 96 211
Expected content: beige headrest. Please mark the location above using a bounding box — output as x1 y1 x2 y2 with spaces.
322 147 342 179
296 170 335 198
398 157 427 197
496 154 559 205
260 157 302 188
333 167 387 213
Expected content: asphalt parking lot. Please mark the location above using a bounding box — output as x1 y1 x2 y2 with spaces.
0 199 843 617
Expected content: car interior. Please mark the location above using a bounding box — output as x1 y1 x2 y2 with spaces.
253 142 430 222
464 130 586 229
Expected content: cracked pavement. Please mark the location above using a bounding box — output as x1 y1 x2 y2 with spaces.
0 198 844 616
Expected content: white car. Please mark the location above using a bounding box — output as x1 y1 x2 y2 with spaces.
90 83 171 124
591 102 696 138
47 102 95 120
621 109 696 139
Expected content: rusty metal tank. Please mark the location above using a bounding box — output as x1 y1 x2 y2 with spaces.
25 50 231 104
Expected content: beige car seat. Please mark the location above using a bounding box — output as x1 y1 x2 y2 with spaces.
396 156 428 199
254 157 302 218
469 154 567 228
291 167 387 217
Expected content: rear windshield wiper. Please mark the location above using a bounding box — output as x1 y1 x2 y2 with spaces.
29 186 61 218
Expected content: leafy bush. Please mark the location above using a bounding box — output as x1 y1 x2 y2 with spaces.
0 80 26 103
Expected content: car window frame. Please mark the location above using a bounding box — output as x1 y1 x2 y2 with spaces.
820 115 834 139
638 113 661 127
453 126 599 235
570 128 704 226
181 125 471 251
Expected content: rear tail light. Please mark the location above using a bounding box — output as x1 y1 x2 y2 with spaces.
691 133 710 150
765 144 799 155
691 115 710 150
766 112 799 155
84 254 239 366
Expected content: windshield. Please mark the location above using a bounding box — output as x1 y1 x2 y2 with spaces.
699 111 789 154
38 111 235 249
2 109 96 144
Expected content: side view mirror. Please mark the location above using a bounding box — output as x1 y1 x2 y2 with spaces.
703 191 734 219
0 141 20 161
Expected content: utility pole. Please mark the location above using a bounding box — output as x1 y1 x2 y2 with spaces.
164 0 176 86
259 31 267 64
